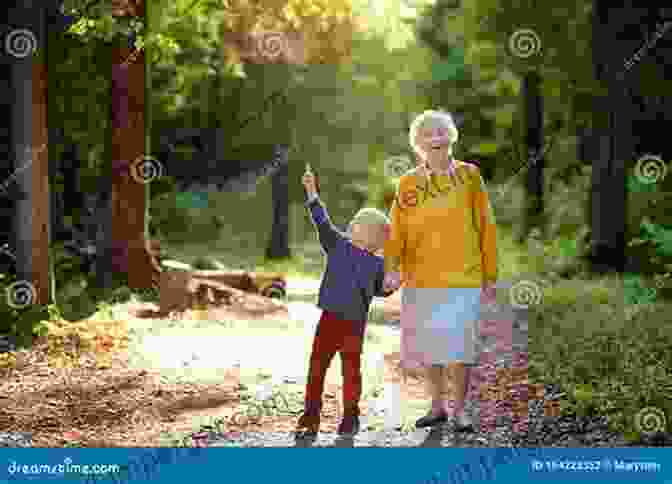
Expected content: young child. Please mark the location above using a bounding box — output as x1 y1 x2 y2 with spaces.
296 165 400 436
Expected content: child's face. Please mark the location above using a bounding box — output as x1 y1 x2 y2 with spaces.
350 223 385 253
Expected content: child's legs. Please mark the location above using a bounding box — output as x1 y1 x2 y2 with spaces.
340 328 365 412
304 312 340 413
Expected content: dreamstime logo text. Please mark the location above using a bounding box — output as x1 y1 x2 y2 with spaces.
0 144 47 197
0 244 15 260
618 21 672 79
493 136 557 201
97 448 205 484
418 448 545 484
7 457 120 479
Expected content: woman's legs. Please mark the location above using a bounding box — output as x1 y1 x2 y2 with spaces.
444 362 474 430
445 362 466 415
425 366 445 414
415 365 448 427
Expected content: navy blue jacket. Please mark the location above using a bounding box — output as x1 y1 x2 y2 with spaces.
305 195 387 322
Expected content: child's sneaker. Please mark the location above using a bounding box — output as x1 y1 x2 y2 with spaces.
295 407 320 435
337 407 361 436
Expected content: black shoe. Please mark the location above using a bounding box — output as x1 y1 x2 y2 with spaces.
415 412 448 428
453 412 474 432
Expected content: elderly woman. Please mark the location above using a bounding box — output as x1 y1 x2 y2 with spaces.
383 109 498 430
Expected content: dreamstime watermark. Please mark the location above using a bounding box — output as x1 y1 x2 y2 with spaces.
0 144 47 197
418 447 546 484
130 155 164 184
0 244 15 260
634 406 667 436
4 28 37 58
508 29 542 58
618 21 672 79
227 382 299 426
508 280 543 309
94 447 205 484
384 154 415 178
255 31 290 61
634 154 667 185
7 457 120 480
494 136 557 201
5 280 37 309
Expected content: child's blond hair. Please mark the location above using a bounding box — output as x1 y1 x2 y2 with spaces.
348 207 390 232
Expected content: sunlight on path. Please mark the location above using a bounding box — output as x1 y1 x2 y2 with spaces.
285 278 322 296
126 294 398 390
131 329 313 384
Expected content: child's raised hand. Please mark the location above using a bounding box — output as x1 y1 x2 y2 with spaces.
303 163 318 196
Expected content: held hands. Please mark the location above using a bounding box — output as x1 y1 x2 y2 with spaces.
481 282 497 305
383 271 402 294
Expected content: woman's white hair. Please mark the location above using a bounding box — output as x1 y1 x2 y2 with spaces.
409 110 459 155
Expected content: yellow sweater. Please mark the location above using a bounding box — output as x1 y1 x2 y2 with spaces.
384 161 498 288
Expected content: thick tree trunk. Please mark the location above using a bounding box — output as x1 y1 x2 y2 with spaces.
588 3 637 274
106 2 158 291
522 71 545 238
7 1 51 305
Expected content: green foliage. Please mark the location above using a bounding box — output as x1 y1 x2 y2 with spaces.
191 256 227 270
530 281 672 440
639 219 672 258
0 274 51 349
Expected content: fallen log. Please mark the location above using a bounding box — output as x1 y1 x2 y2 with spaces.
158 268 286 315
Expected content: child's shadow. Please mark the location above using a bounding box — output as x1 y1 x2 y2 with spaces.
293 432 319 447
291 433 356 448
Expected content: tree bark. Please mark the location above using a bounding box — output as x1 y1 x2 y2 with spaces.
266 158 291 260
7 1 51 305
522 71 545 239
588 2 637 274
107 5 158 291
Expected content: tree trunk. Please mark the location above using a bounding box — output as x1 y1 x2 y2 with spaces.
107 2 158 291
588 2 635 274
266 159 291 260
7 1 51 305
522 71 545 239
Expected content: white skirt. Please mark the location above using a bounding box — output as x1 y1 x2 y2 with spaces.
400 287 481 367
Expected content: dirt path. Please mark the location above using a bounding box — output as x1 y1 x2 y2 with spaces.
1 278 534 447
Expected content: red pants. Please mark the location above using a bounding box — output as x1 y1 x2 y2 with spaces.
303 310 365 414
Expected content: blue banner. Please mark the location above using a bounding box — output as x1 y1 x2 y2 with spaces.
1 448 669 483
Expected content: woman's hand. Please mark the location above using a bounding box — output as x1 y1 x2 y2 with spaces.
383 271 402 293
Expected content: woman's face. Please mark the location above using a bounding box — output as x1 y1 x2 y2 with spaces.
415 122 453 164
